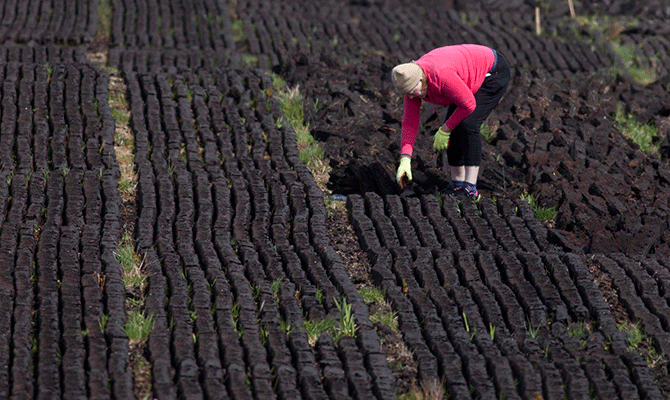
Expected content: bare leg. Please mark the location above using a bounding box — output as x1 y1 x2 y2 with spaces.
464 166 480 184
449 165 465 181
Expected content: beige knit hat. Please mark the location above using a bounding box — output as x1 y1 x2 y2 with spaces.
392 62 424 94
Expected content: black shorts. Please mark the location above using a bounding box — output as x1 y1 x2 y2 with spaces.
444 49 511 166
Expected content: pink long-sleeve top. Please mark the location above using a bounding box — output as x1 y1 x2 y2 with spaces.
400 44 495 156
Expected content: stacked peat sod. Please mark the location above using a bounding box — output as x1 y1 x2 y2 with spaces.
107 0 405 397
122 66 396 399
268 0 670 257
0 1 123 396
0 56 130 397
0 0 668 398
348 190 667 398
0 0 97 44
107 0 237 71
226 0 670 398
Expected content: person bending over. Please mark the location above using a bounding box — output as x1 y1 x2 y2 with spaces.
392 44 510 198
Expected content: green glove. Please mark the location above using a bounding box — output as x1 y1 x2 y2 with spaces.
396 156 412 187
433 126 451 152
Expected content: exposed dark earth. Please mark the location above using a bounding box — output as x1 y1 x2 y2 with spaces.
0 0 669 399
289 9 670 259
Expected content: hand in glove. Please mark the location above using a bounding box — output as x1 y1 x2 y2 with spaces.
433 126 451 152
396 156 412 189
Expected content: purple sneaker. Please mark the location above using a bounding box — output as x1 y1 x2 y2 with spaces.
462 185 480 200
441 181 464 196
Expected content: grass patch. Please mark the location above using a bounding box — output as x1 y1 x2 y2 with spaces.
323 196 346 216
241 54 258 68
102 37 148 400
480 122 495 144
115 231 146 292
110 92 130 126
271 277 283 292
270 74 331 188
359 287 385 305
231 19 246 42
574 15 629 42
526 318 540 339
108 72 137 204
571 15 657 85
97 0 112 42
370 309 398 328
614 103 659 155
280 318 292 337
618 321 667 369
298 144 324 166
118 174 136 194
115 228 153 399
519 191 557 222
304 316 337 346
124 310 154 343
303 296 358 346
435 191 445 208
619 321 648 351
335 297 357 339
99 313 109 334
399 379 446 400
567 321 591 337
462 312 476 341
610 42 658 85
359 287 398 330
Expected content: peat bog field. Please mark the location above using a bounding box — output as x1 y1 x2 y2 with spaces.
0 0 669 399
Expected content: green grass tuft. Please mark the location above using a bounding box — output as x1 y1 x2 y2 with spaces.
520 191 556 221
115 232 146 290
359 287 386 305
614 103 658 155
124 310 154 342
480 123 495 144
97 0 112 41
610 42 658 85
269 76 326 169
304 317 337 346
370 310 398 328
231 19 246 42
